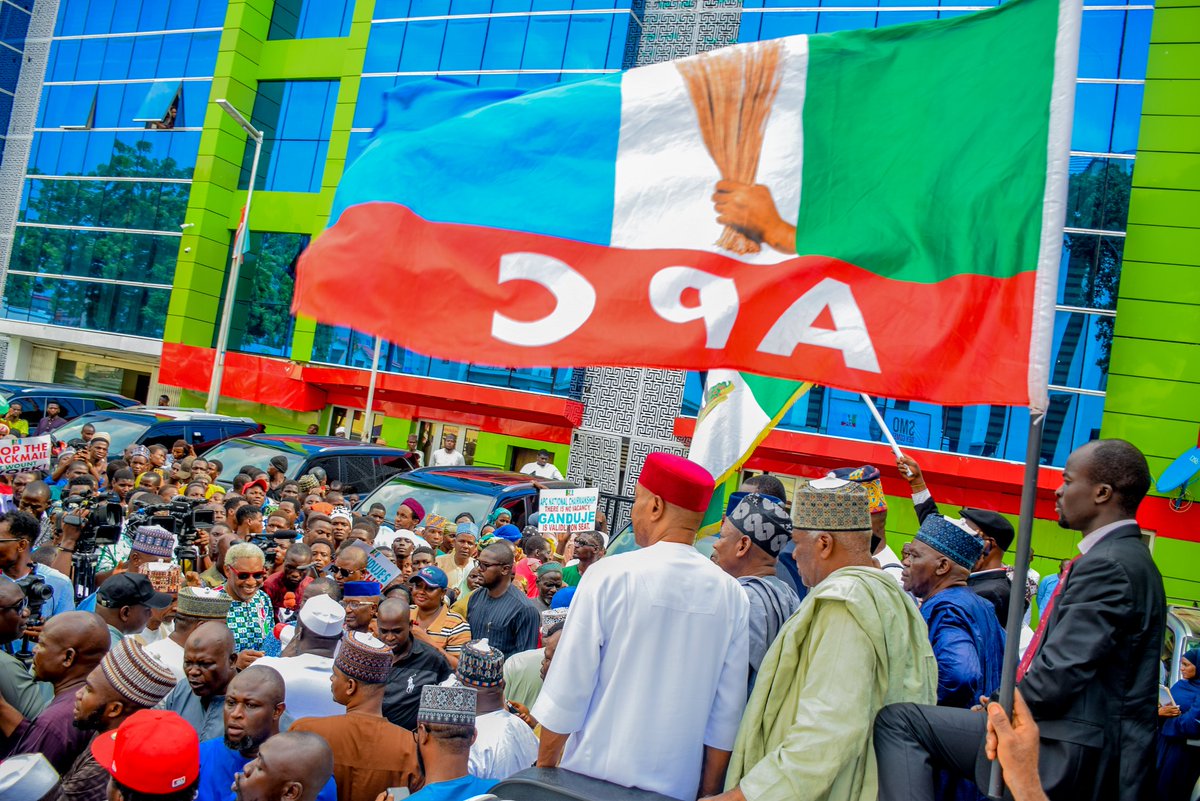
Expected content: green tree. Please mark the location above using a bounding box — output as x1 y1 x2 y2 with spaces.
8 139 191 337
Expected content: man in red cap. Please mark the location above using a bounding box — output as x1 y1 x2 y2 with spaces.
533 452 750 801
89 709 200 801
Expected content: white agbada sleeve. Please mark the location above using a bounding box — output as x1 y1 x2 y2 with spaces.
706 587 750 750
530 570 610 734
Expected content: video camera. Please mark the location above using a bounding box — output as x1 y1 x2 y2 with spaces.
61 493 124 552
250 528 299 567
126 497 215 547
15 573 52 627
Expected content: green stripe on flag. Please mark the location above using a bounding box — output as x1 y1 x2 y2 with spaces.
688 371 812 537
795 0 1058 284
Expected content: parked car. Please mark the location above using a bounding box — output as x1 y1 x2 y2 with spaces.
355 466 576 529
203 434 415 493
51 409 263 456
1164 606 1200 687
0 381 139 431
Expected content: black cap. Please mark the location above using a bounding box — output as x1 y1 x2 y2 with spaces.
270 455 289 471
96 573 173 610
960 508 1015 552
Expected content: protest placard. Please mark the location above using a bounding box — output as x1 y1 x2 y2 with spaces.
364 545 401 586
0 436 51 475
538 488 600 535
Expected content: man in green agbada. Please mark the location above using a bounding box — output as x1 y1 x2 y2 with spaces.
708 478 937 801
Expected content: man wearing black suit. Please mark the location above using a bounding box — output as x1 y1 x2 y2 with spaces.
874 439 1165 801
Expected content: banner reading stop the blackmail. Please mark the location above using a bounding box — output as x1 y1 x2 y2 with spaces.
0 436 52 475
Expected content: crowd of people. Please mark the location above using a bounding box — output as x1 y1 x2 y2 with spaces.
0 427 1185 801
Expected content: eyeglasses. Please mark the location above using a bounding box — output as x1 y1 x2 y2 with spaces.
0 538 21 544
476 560 504 570
232 571 267 581
0 598 28 614
344 599 377 609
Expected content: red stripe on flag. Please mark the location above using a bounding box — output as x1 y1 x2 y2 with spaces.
295 203 1036 406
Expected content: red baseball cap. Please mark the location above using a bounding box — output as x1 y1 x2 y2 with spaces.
91 709 199 794
245 477 270 493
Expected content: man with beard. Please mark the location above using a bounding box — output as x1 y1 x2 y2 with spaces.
49 638 177 801
195 666 336 801
0 612 110 774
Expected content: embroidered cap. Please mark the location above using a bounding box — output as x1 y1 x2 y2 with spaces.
131 525 175 558
727 493 793 558
329 506 353 523
334 631 392 684
830 465 887 514
99 638 177 708
791 478 872 533
540 607 568 636
418 685 477 727
916 515 986 571
455 639 505 688
176 587 232 619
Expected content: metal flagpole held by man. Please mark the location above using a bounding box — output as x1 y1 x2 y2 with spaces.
987 0 1082 793
206 99 263 414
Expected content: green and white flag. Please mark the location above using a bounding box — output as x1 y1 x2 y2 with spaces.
688 370 811 534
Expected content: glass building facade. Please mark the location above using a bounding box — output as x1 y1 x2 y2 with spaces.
0 0 225 338
0 0 34 166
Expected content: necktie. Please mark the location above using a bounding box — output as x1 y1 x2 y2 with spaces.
1017 557 1075 681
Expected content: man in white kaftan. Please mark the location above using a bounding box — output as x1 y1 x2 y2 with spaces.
532 452 750 801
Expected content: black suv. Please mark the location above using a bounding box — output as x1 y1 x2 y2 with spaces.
203 435 416 494
0 381 138 430
51 409 263 455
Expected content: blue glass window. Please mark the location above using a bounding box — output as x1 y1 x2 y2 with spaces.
269 0 356 40
133 81 181 125
0 48 18 95
196 0 228 28
82 0 117 35
1 273 171 338
225 231 309 356
100 38 134 81
239 80 339 193
0 6 31 51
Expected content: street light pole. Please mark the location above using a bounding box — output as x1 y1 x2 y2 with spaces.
205 99 264 414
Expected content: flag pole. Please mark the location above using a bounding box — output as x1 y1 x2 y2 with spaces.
860 393 914 477
987 412 1044 798
860 393 903 460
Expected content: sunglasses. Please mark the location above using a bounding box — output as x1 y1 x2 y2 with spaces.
231 571 267 581
332 566 358 578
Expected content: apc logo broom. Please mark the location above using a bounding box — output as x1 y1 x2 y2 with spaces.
696 380 735 426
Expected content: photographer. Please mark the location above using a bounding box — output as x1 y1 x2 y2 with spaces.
0 510 74 634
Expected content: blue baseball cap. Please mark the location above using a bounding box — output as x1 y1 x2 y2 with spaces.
409 566 448 589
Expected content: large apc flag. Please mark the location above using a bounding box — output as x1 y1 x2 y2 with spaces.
295 0 1079 410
